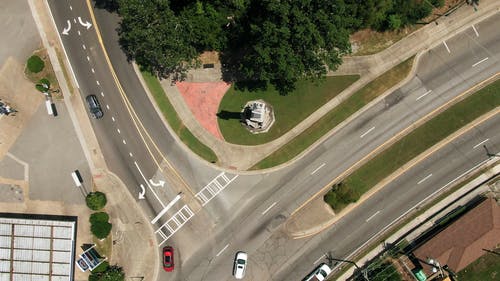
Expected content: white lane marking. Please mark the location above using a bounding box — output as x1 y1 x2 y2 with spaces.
129 152 133 157
134 161 165 207
416 90 432 101
106 104 110 110
117 128 121 134
443 41 450 53
96 80 100 86
82 44 86 50
473 138 489 149
262 202 278 215
91 68 95 73
343 158 493 269
472 57 488 67
100 92 104 97
77 30 81 36
73 18 76 23
313 254 326 265
111 116 115 122
122 139 126 144
472 25 479 37
360 126 375 138
417 174 433 185
86 56 90 61
151 193 182 224
311 163 326 175
216 244 229 257
69 5 72 11
366 210 381 222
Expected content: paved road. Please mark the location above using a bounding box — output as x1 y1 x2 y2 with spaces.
47 1 499 280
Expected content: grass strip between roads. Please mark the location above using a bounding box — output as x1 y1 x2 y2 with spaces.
141 71 218 163
218 75 360 145
325 79 500 212
252 57 414 169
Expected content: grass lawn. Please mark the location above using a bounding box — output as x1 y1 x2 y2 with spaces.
25 49 62 100
457 248 500 281
324 79 500 211
253 57 414 169
141 71 218 163
218 75 360 145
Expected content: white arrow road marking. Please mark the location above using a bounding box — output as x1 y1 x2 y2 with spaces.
134 161 165 207
138 184 145 199
149 179 166 187
78 17 92 29
62 20 71 35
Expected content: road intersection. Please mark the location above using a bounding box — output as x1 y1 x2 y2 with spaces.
35 0 500 280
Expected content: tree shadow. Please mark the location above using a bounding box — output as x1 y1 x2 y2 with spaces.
216 110 242 120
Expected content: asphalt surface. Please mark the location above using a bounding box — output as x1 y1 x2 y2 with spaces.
46 1 500 281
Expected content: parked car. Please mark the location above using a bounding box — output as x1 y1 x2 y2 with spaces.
233 251 247 279
303 263 331 281
162 246 174 272
85 95 103 119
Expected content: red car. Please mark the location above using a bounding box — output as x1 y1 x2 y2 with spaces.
162 246 174 272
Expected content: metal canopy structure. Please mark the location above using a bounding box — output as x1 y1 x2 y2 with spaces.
0 214 77 281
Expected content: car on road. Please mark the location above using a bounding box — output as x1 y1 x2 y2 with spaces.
233 251 247 279
162 246 174 272
303 263 331 281
85 95 103 119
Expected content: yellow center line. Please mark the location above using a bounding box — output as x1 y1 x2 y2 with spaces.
84 0 192 192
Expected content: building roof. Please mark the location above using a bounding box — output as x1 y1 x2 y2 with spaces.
414 198 500 273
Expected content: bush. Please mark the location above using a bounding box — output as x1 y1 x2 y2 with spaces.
89 212 112 239
323 183 361 211
27 55 45 73
86 192 107 210
91 221 112 239
90 212 110 224
89 265 125 281
91 261 109 273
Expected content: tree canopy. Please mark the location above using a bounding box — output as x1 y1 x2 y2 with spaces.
113 0 442 93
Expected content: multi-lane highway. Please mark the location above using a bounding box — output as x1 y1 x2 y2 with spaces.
46 1 499 280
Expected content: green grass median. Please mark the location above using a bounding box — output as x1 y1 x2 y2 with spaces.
218 75 360 145
324 79 500 211
252 57 414 169
141 72 218 163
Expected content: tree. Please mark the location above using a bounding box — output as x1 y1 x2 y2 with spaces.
117 0 199 80
27 55 45 73
86 192 107 210
89 212 112 239
35 78 50 93
89 265 125 281
388 14 402 30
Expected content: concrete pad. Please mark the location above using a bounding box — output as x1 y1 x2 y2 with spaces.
284 196 335 239
0 183 24 202
176 81 230 140
0 57 44 160
0 154 25 180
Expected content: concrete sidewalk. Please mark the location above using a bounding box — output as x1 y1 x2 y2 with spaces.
155 0 500 171
28 1 159 280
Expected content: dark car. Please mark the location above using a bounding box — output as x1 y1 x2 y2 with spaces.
85 95 103 119
163 246 174 272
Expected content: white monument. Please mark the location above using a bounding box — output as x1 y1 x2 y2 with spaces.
242 99 275 134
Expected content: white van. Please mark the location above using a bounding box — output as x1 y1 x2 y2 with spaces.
303 263 332 281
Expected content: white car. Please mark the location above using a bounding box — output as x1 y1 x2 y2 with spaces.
303 263 332 281
233 251 248 279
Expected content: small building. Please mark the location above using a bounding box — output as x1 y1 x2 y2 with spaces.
413 197 500 274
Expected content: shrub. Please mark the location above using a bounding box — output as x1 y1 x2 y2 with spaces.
86 192 107 210
89 265 125 281
27 55 45 73
323 183 361 211
91 221 112 239
90 212 110 224
91 261 109 273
